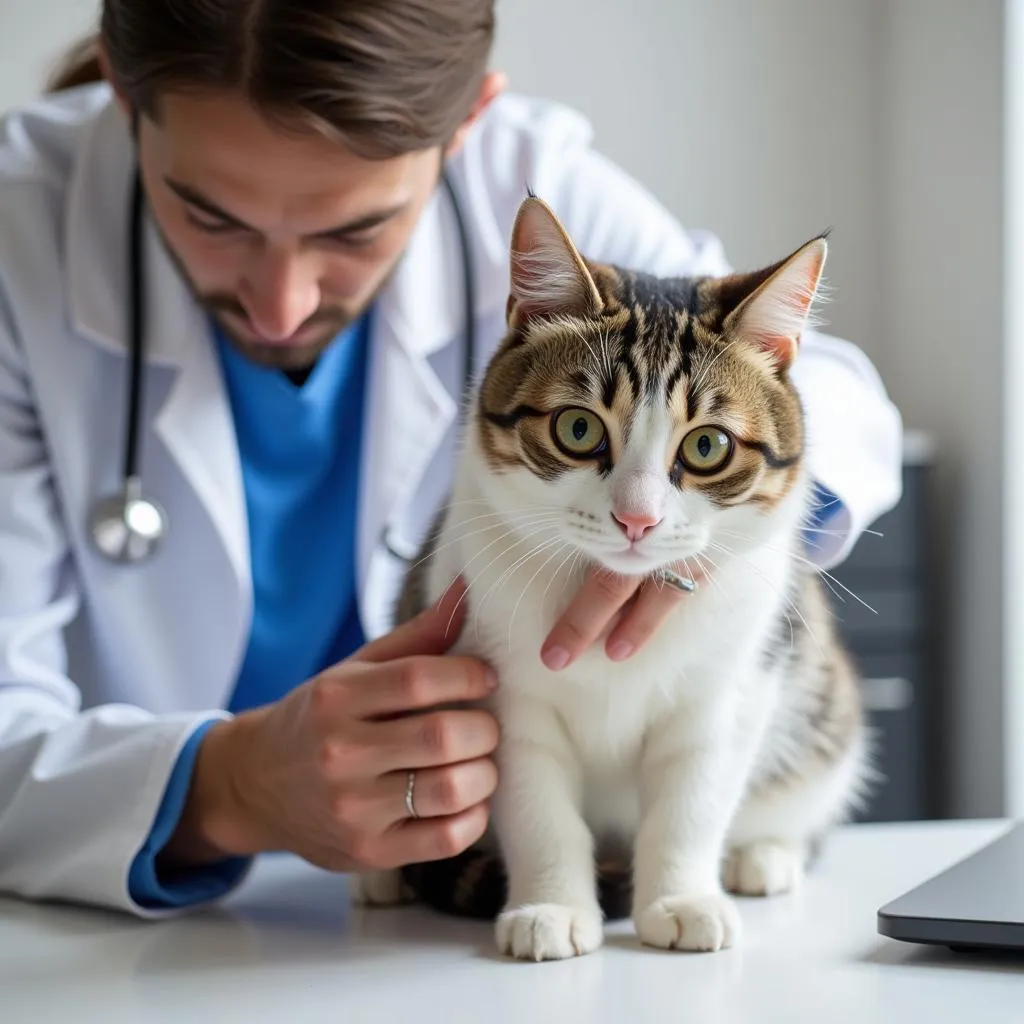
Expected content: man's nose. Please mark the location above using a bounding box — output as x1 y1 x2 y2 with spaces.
239 249 321 341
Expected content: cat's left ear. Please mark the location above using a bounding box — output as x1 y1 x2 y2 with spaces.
722 236 828 371
507 195 604 328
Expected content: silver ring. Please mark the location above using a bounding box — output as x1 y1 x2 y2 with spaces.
655 568 698 594
405 770 419 819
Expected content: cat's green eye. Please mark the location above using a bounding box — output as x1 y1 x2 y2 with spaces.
552 408 608 458
679 426 733 474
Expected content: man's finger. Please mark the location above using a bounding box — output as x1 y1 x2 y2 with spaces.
354 577 469 665
371 709 500 773
604 561 706 661
604 576 687 661
377 803 491 868
540 568 640 671
373 757 498 826
350 655 497 719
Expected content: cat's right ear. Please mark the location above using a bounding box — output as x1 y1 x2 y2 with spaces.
507 196 604 328
721 236 828 371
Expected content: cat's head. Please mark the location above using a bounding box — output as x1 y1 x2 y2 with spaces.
471 196 827 577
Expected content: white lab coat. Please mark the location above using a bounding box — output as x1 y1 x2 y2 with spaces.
0 84 902 916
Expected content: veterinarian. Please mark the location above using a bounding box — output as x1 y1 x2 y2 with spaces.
0 0 902 916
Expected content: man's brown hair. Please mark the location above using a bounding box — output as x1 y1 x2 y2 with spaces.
48 0 496 157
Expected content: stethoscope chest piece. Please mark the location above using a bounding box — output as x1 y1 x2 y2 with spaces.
89 476 167 564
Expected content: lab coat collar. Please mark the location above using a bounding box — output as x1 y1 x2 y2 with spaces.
64 95 194 368
375 166 482 359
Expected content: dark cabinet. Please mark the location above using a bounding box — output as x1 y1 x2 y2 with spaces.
826 442 936 823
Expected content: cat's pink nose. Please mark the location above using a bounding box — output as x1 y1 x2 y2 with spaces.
611 511 662 542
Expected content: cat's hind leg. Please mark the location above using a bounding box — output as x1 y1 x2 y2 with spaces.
724 731 870 897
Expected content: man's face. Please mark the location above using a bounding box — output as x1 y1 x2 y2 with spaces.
136 92 443 370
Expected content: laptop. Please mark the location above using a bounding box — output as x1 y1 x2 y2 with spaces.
877 821 1024 953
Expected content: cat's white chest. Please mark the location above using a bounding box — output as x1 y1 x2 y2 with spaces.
494 652 671 838
529 650 674 765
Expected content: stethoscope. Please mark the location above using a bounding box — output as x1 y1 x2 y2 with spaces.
89 166 476 564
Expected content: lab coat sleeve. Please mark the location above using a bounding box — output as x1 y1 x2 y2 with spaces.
0 291 251 916
127 721 252 908
500 107 903 567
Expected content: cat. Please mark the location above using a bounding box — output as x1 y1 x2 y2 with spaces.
352 194 870 961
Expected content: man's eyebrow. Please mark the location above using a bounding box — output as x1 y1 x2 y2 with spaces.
165 179 253 229
164 177 407 237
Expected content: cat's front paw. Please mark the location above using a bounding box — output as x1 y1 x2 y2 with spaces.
496 903 604 961
349 869 413 907
635 892 741 952
724 841 804 896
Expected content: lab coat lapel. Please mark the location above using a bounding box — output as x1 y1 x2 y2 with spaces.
147 225 251 600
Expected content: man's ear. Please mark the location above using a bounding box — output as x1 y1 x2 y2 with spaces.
444 71 507 159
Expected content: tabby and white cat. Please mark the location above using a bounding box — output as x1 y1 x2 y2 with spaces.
355 196 868 961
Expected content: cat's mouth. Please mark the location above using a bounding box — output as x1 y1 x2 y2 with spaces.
610 548 664 571
587 542 701 578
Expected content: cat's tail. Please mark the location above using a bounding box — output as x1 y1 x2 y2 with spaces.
401 850 633 921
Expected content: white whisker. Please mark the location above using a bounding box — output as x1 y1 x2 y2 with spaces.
692 551 734 610
474 534 566 641
561 547 587 600
435 507 561 542
600 325 615 392
800 525 883 539
508 541 572 650
440 520 562 635
541 544 582 618
568 320 602 375
715 527 877 616
688 336 745 397
418 511 562 575
708 539 825 659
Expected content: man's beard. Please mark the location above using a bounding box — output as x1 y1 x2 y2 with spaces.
202 295 354 371
156 227 390 371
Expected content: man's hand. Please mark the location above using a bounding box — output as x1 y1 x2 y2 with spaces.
162 579 499 873
541 563 706 672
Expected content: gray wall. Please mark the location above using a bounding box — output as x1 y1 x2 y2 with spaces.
0 1 99 108
0 0 1015 817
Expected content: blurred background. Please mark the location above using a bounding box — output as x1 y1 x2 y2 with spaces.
0 0 1019 823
